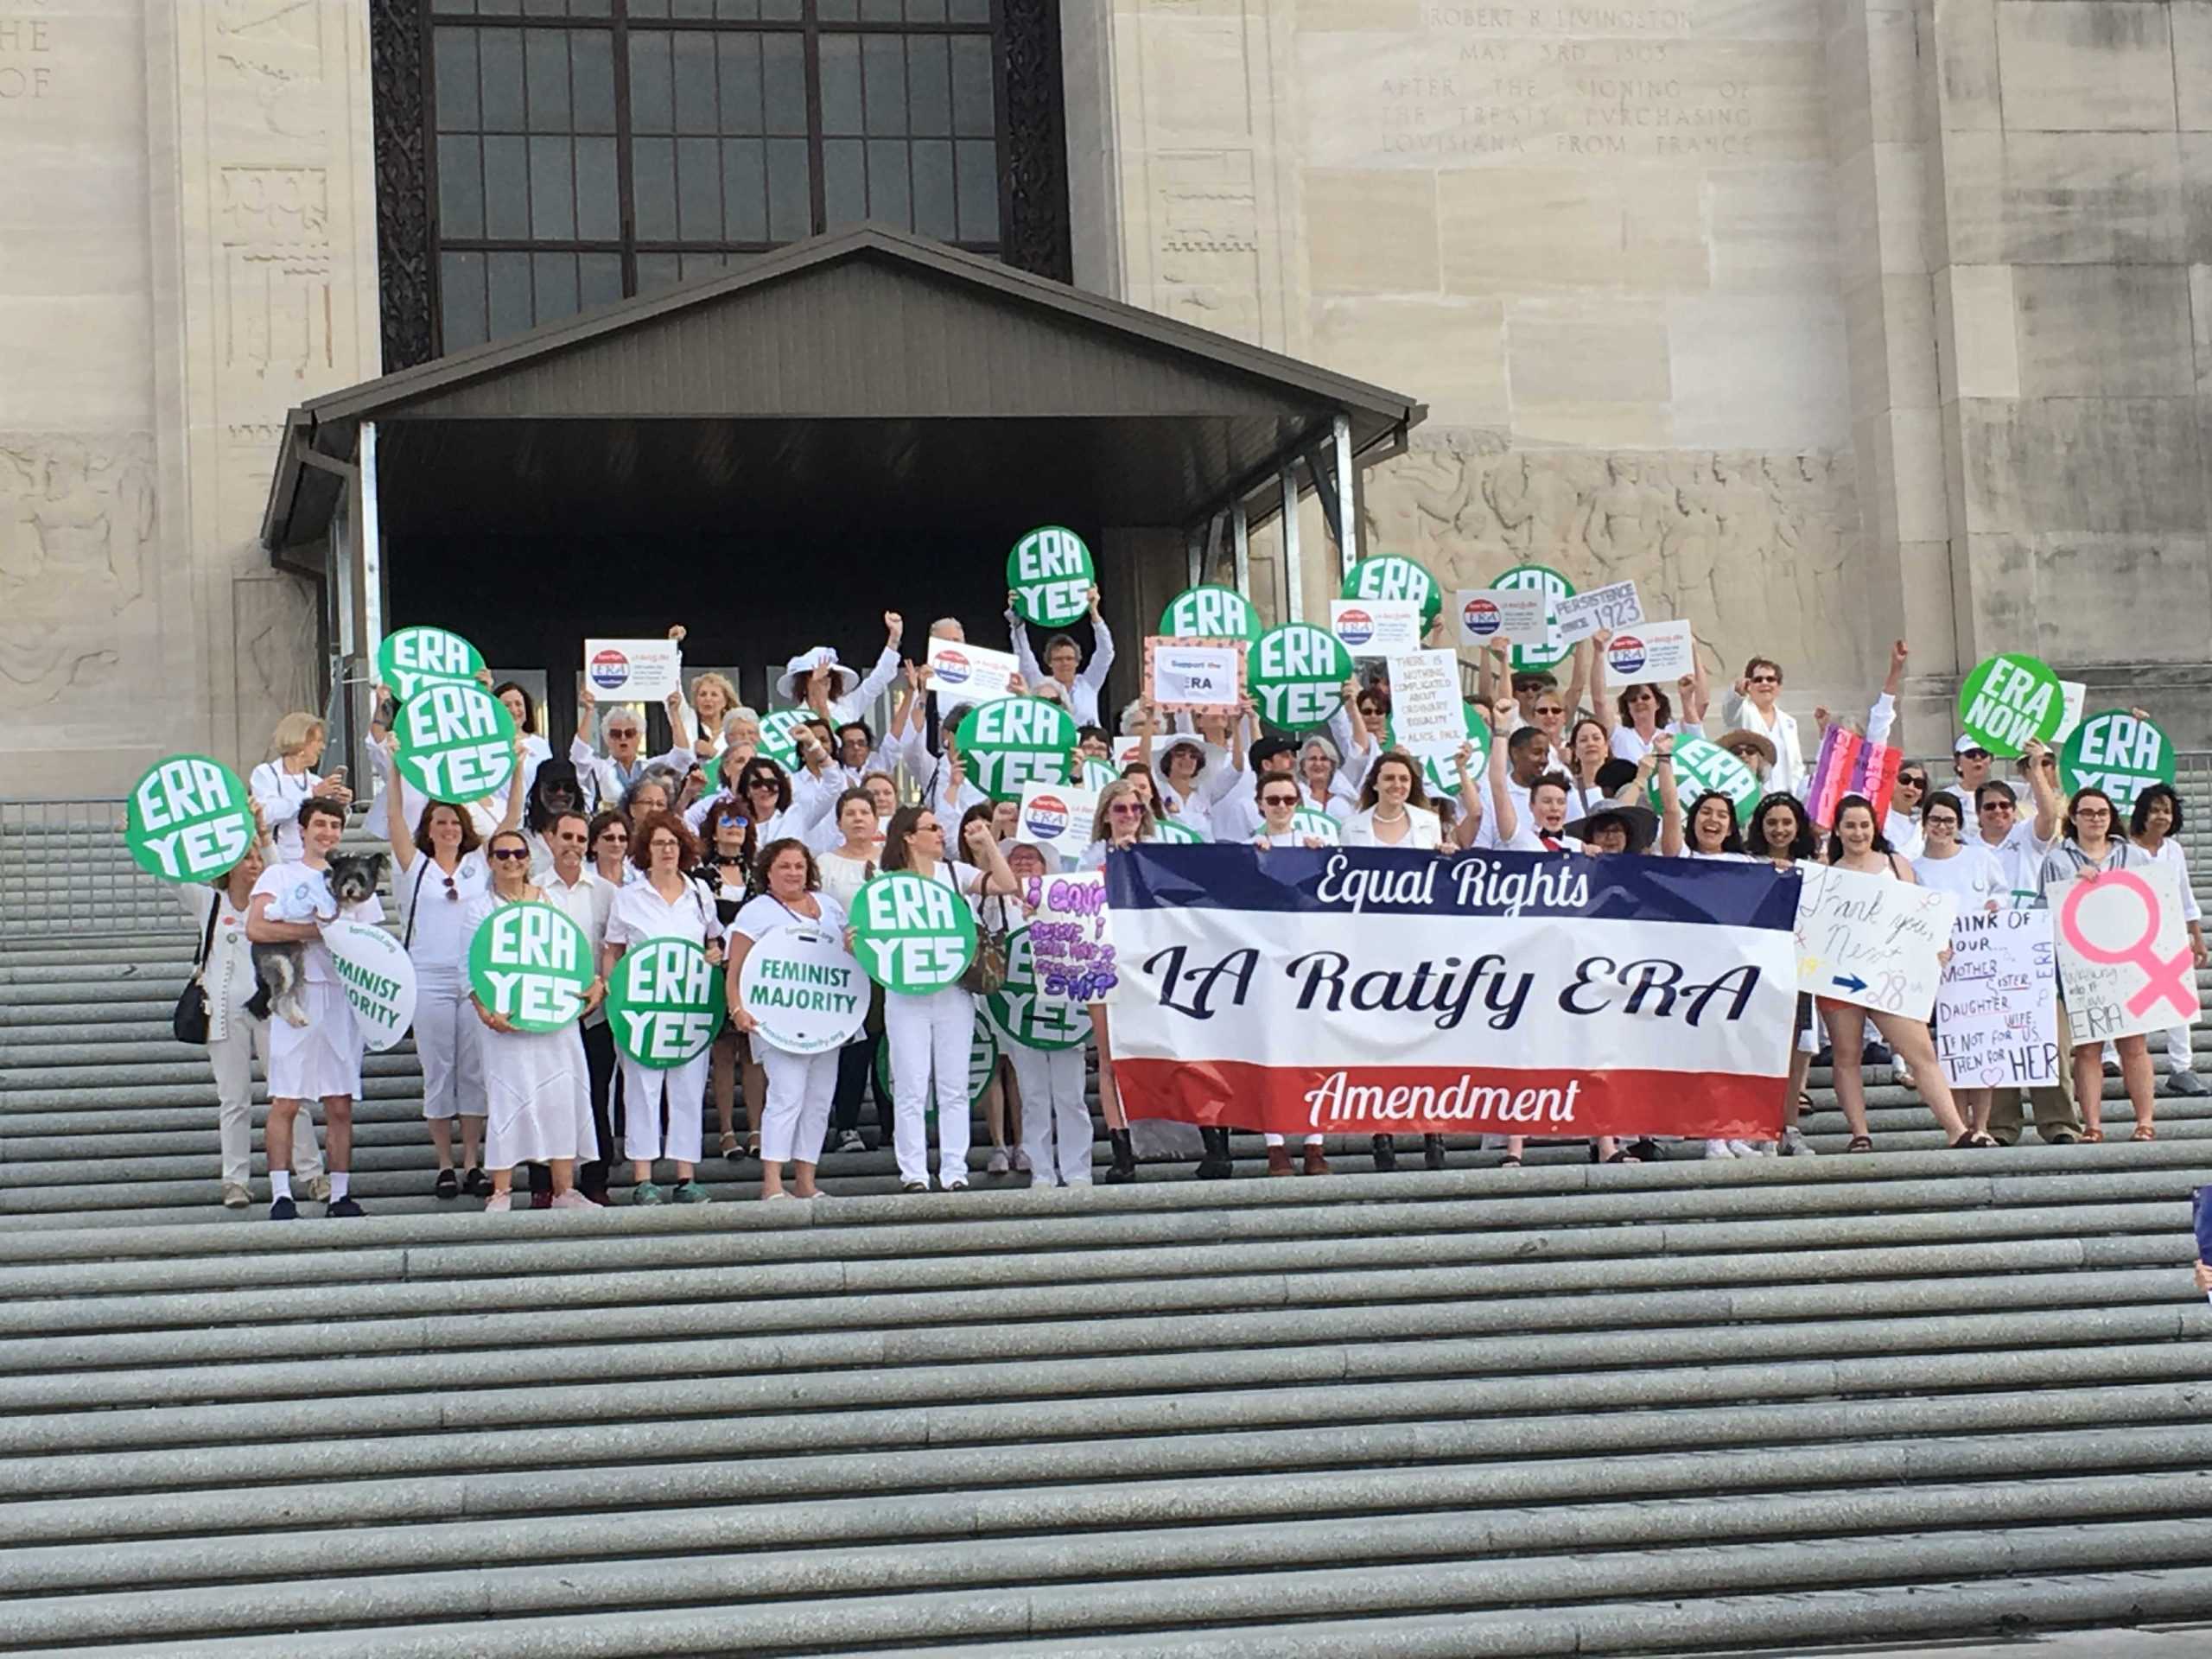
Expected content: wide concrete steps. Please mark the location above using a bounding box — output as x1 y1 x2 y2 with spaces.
0 1153 2206 1656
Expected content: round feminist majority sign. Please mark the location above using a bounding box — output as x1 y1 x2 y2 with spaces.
376 626 485 702
984 926 1090 1052
955 696 1079 804
395 682 518 802
1158 584 1259 642
738 925 868 1054
467 900 594 1033
607 937 726 1068
2061 709 2176 810
1958 652 2064 757
125 754 257 884
1249 622 1353 734
1493 563 1574 673
1342 556 1443 632
849 871 978 995
1007 525 1096 627
1655 734 1764 826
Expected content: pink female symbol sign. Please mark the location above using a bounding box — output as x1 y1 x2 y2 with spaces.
2057 868 2196 1021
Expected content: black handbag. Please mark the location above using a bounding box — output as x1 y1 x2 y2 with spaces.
961 893 1011 996
171 895 222 1046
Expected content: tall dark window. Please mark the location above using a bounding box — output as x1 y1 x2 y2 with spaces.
422 0 1008 351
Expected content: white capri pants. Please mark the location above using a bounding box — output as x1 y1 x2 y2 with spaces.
885 985 975 1188
1264 1133 1323 1147
758 1040 838 1166
620 1052 711 1166
1007 1041 1091 1186
209 1017 324 1188
414 967 483 1121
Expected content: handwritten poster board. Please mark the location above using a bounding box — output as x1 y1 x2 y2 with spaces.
1935 907 2059 1089
2051 861 2195 1043
1794 863 1956 1021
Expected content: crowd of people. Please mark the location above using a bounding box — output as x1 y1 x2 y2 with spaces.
176 607 2207 1219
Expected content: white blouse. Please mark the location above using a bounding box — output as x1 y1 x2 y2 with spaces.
1342 804 1443 849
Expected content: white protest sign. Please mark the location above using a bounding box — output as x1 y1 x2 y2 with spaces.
1601 619 1695 684
2051 860 2196 1044
1144 639 1244 712
1793 863 1956 1021
323 919 417 1052
1935 907 2059 1090
1554 580 1643 646
584 639 683 702
1455 588 1550 648
926 636 1021 711
1112 733 1144 769
1331 599 1424 658
2052 679 2088 746
1386 650 1467 758
1017 782 1098 859
1022 870 1118 1007
738 925 868 1054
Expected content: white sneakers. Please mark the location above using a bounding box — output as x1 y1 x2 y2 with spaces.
549 1191 595 1211
221 1182 251 1209
1707 1138 1781 1160
1704 1139 1739 1160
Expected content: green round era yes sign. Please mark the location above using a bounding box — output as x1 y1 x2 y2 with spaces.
985 926 1089 1052
757 708 810 773
1493 563 1575 674
126 754 257 883
2061 709 2175 810
1158 584 1259 643
396 682 518 802
1007 524 1095 628
1249 622 1352 734
850 870 978 995
955 696 1078 804
1342 556 1443 632
376 626 484 702
1957 652 2064 758
1654 734 1764 826
467 900 594 1033
607 937 725 1068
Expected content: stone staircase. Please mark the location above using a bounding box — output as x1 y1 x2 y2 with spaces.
3 791 2212 1656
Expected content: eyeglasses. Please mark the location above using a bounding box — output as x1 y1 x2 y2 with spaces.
489 848 530 862
649 837 680 853
1924 815 1960 830
1109 803 1146 817
916 822 944 835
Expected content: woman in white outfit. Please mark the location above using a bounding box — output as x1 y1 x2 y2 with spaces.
2129 785 2209 1094
999 840 1094 1189
604 809 726 1205
181 835 327 1209
1913 789 2009 1136
726 838 849 1200
250 712 353 862
874 800 1020 1192
1341 750 1446 851
463 829 601 1211
384 765 514 1198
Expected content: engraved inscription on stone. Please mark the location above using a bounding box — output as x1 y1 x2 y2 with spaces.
0 13 54 101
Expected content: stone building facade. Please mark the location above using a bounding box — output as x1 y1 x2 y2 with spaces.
4 0 2209 794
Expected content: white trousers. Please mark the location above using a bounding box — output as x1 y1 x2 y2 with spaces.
1007 1042 1091 1186
1264 1134 1323 1147
885 985 975 1187
414 968 483 1121
758 1040 838 1165
209 1017 323 1188
620 1051 710 1165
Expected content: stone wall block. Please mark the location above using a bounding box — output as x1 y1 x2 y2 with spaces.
2031 532 2211 663
1929 0 2004 131
1958 394 2207 537
2012 264 2196 397
2177 2 2212 132
1304 170 1439 296
1993 0 2177 133
1939 130 2184 265
1935 264 2022 402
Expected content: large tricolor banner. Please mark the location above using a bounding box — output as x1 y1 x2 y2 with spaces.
1104 845 1798 1140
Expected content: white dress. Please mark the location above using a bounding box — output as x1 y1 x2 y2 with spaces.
461 892 595 1169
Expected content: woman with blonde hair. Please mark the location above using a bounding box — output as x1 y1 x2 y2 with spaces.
668 671 740 760
1075 776 1155 1183
251 712 352 862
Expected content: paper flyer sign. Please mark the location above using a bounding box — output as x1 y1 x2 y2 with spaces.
1386 650 1467 757
1601 619 1694 683
1331 599 1424 658
1020 870 1117 1008
1935 908 2059 1089
584 639 683 702
1455 588 1550 648
2051 679 2088 746
2051 861 2194 1043
1554 580 1644 645
926 636 1020 711
1143 638 1245 712
1793 862 1956 1021
1016 781 1099 858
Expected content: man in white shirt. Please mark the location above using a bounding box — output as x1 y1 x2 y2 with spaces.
1476 726 1554 850
531 809 620 1205
1006 586 1115 728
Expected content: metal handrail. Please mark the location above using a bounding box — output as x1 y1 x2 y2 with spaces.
0 799 188 941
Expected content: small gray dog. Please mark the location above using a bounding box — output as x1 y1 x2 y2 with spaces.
246 852 387 1027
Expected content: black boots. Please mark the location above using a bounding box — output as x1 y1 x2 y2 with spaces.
1371 1134 1397 1171
1103 1128 1137 1184
1423 1135 1446 1170
1195 1127 1234 1180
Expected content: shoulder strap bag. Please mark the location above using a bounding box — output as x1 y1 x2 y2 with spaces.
960 882 1011 997
171 894 223 1046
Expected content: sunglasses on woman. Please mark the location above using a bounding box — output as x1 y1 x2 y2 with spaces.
489 848 530 862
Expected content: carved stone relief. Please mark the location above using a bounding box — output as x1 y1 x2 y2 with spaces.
0 433 155 706
1359 436 1867 696
232 571 321 760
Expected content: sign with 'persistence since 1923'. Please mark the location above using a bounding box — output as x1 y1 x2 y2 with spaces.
584 638 682 702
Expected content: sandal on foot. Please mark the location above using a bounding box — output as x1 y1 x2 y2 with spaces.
2080 1127 2106 1143
1844 1135 1873 1154
719 1131 740 1158
1949 1131 1999 1148
1498 1154 1523 1168
2131 1124 2157 1141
